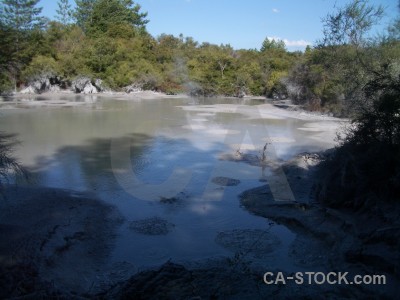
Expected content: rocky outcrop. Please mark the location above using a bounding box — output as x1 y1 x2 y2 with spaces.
20 73 63 94
71 77 97 94
71 77 110 94
20 74 109 95
94 79 109 92
20 86 36 94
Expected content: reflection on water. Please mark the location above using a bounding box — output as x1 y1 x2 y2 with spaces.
0 95 337 269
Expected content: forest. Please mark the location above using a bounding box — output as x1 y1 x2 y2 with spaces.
0 0 301 100
0 0 397 117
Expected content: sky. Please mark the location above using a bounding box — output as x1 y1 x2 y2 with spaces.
40 0 399 51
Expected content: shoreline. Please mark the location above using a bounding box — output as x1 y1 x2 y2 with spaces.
103 152 398 298
0 89 345 122
0 89 188 101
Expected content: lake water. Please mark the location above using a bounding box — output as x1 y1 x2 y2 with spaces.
0 95 340 271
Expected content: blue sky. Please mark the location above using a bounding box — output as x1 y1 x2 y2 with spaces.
41 0 398 51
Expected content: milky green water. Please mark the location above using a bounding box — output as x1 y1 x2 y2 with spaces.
0 95 338 269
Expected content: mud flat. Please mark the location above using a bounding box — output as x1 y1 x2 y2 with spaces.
0 186 124 298
100 153 398 299
238 153 400 298
1 158 398 298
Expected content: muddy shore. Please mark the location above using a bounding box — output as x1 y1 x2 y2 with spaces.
1 153 398 298
100 153 399 299
0 186 124 298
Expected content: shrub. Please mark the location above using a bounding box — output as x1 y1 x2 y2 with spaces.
317 62 400 209
0 133 25 190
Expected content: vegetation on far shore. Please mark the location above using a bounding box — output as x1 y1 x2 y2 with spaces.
0 1 397 115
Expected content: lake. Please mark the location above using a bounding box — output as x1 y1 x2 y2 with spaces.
0 95 341 271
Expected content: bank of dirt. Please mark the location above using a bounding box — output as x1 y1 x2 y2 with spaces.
0 186 123 298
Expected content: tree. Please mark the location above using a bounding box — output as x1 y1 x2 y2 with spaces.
85 0 148 37
213 44 234 79
0 20 13 91
286 0 387 115
260 38 286 52
318 61 400 208
320 0 384 47
56 0 73 25
320 0 385 108
74 0 96 32
315 1 400 208
0 0 46 91
1 0 46 32
0 0 46 54
387 1 400 40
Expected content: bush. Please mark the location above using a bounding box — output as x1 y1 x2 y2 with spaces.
21 55 59 81
317 62 400 209
0 72 13 94
0 133 25 190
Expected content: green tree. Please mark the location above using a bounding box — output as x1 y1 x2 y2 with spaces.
387 1 400 40
260 38 286 52
320 0 384 47
86 0 148 37
53 25 88 78
56 0 73 25
318 60 400 208
287 0 387 115
0 0 46 91
315 0 400 208
74 0 96 32
235 49 264 95
0 20 13 91
1 0 45 32
319 0 386 110
259 38 293 98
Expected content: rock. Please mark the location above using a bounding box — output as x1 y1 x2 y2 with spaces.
83 82 98 94
22 73 63 94
71 77 99 94
211 176 241 186
71 77 90 93
236 88 247 98
33 77 50 92
49 85 61 93
125 83 143 94
94 79 109 92
20 86 36 94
